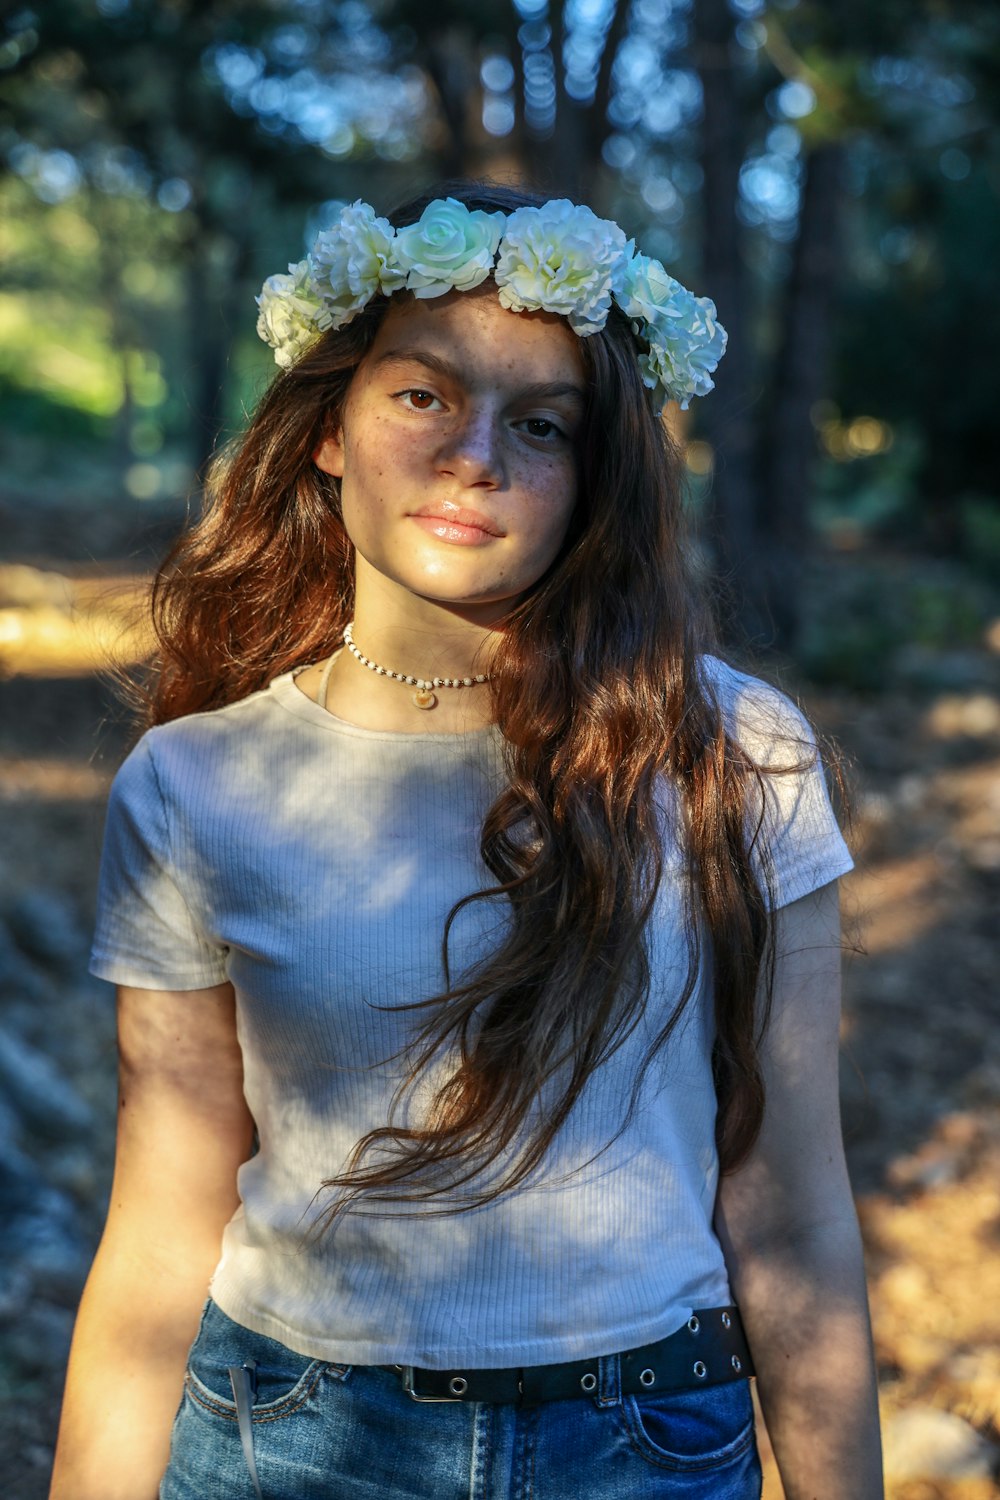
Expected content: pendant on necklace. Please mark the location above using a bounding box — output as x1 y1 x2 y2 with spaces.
412 688 436 710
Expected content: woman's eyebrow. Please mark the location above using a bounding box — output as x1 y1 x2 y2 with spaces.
517 379 587 408
372 347 458 381
372 347 586 405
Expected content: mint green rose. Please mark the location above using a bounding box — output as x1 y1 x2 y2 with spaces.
394 198 506 298
637 289 728 410
619 253 690 328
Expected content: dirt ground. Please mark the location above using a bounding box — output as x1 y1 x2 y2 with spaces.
0 522 998 1496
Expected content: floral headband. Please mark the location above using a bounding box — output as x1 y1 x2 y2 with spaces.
256 196 727 410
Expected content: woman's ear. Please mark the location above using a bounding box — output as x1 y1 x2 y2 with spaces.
313 432 345 478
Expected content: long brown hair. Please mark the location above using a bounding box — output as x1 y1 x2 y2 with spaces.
136 182 787 1216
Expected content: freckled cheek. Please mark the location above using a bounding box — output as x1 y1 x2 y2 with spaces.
522 460 577 536
513 450 575 497
344 432 394 503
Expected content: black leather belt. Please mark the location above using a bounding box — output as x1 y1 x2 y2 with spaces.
388 1305 753 1406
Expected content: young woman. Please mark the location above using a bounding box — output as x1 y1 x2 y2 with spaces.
51 184 883 1499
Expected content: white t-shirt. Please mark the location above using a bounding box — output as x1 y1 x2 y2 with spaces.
89 656 852 1368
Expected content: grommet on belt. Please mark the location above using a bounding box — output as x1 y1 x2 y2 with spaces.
390 1303 752 1405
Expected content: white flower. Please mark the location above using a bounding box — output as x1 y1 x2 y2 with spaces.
394 198 506 298
254 195 730 403
618 252 690 328
308 200 405 329
638 291 729 410
255 260 324 370
494 200 629 335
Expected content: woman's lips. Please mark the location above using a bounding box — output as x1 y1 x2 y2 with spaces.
409 506 505 546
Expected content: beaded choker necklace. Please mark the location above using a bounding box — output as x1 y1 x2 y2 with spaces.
342 621 490 711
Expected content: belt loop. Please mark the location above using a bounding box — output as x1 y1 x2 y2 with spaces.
596 1351 620 1408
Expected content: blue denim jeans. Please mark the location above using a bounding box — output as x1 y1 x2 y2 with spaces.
161 1300 762 1499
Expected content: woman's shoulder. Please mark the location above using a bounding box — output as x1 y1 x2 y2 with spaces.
697 654 818 766
112 678 286 791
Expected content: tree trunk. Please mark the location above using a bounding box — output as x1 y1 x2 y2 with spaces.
549 0 575 194
421 29 477 178
186 228 247 482
692 0 763 646
758 141 846 651
95 196 135 477
548 0 629 203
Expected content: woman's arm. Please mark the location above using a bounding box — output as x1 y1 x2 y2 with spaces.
714 880 884 1500
50 981 255 1500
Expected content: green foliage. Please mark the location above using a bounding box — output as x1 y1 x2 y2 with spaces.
834 160 1000 529
0 0 998 593
812 423 924 543
959 495 1000 582
798 553 994 690
0 378 111 444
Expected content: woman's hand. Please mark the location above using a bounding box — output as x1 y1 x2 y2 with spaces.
715 881 884 1500
50 981 254 1500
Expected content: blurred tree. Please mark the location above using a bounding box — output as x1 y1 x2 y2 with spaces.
2 0 998 640
1 0 434 473
388 0 630 197
393 0 999 642
830 4 1000 563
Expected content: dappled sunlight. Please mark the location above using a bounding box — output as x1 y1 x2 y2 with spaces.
0 756 110 802
1 0 996 1487
3 643 997 1492
858 1108 1000 1483
88 688 736 1365
0 290 124 418
925 693 1000 740
819 675 1000 1492
933 758 1000 875
819 412 895 461
0 563 153 676
843 853 944 955
841 707 1000 956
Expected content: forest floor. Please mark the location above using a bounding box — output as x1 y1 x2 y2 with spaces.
759 668 1000 1495
0 501 998 1497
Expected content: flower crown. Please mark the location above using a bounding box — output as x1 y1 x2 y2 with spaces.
256 196 727 410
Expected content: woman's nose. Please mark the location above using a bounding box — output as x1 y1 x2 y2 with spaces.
436 406 505 487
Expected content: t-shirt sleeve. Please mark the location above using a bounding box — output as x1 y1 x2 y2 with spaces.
89 733 229 989
703 658 854 910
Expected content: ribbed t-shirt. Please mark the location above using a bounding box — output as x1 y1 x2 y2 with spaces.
89 656 853 1369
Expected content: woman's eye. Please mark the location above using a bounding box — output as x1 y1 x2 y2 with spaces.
399 389 441 411
519 417 565 441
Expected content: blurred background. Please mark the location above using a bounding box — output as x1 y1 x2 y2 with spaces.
1 1 998 1494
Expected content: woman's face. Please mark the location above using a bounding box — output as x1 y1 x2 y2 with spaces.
314 285 586 624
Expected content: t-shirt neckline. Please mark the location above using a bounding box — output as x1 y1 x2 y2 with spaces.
268 669 499 744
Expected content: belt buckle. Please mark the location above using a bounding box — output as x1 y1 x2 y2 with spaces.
401 1365 463 1403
